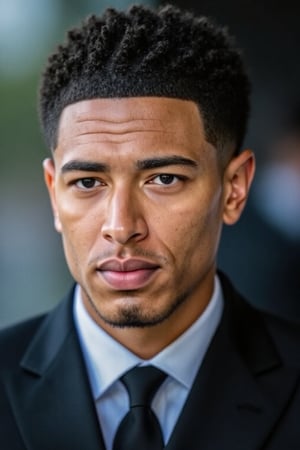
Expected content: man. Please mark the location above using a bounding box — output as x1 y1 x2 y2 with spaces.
1 4 300 450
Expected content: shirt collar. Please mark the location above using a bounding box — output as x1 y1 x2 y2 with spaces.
73 277 223 399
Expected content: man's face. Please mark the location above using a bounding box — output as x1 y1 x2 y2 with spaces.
44 97 254 345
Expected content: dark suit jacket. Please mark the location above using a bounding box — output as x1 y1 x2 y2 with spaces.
1 273 300 450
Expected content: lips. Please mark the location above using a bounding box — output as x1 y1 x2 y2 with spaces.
98 259 159 272
97 258 160 290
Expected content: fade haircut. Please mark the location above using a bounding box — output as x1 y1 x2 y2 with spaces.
39 4 251 162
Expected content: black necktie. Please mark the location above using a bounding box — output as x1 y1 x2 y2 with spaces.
113 366 166 450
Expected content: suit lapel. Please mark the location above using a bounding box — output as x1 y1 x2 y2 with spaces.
4 291 105 450
4 277 300 450
166 274 300 450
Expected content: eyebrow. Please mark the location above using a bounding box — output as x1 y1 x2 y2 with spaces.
136 156 198 170
61 160 109 173
61 155 198 174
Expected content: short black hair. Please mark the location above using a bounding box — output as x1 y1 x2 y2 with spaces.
39 4 251 161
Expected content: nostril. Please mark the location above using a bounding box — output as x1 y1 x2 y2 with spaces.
102 224 148 245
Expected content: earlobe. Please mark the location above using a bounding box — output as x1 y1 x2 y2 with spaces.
43 158 62 233
223 149 255 225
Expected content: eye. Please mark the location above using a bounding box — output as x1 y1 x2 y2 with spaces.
75 178 101 189
151 174 180 185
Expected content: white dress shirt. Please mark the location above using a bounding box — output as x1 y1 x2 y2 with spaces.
73 277 223 450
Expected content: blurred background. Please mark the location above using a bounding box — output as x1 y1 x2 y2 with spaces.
1 0 299 327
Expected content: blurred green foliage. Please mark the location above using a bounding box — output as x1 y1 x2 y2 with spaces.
0 75 45 170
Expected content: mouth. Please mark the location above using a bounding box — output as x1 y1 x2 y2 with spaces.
96 258 160 290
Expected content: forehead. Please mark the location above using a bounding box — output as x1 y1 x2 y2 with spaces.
57 97 205 143
54 97 218 170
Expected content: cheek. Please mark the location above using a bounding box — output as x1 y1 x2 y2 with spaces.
57 195 99 240
58 204 99 269
163 190 223 263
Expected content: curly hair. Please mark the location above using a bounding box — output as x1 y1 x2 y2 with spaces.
39 4 251 161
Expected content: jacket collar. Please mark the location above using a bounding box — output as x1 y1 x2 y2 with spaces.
166 273 299 449
6 276 300 449
6 288 106 450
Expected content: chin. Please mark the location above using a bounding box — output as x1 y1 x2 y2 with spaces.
95 302 164 328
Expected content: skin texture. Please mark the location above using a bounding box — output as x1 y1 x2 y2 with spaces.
44 97 255 358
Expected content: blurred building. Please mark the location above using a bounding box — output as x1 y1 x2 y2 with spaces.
218 104 300 319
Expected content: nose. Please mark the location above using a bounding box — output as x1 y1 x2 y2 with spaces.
101 185 148 245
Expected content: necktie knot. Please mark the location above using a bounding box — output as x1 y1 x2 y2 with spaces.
121 366 166 408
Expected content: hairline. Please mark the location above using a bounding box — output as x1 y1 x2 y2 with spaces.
49 94 237 169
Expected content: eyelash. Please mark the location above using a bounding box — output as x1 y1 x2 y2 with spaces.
70 173 187 191
148 174 186 186
73 178 102 189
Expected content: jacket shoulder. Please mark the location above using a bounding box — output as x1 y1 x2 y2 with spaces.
219 271 300 368
0 314 46 370
262 309 300 367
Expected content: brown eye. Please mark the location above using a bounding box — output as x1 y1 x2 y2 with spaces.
76 178 100 189
158 174 176 185
147 173 187 188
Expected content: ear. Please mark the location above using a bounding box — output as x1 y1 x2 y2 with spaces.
43 158 62 233
223 149 255 225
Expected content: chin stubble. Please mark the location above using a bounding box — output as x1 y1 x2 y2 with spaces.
84 288 192 329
